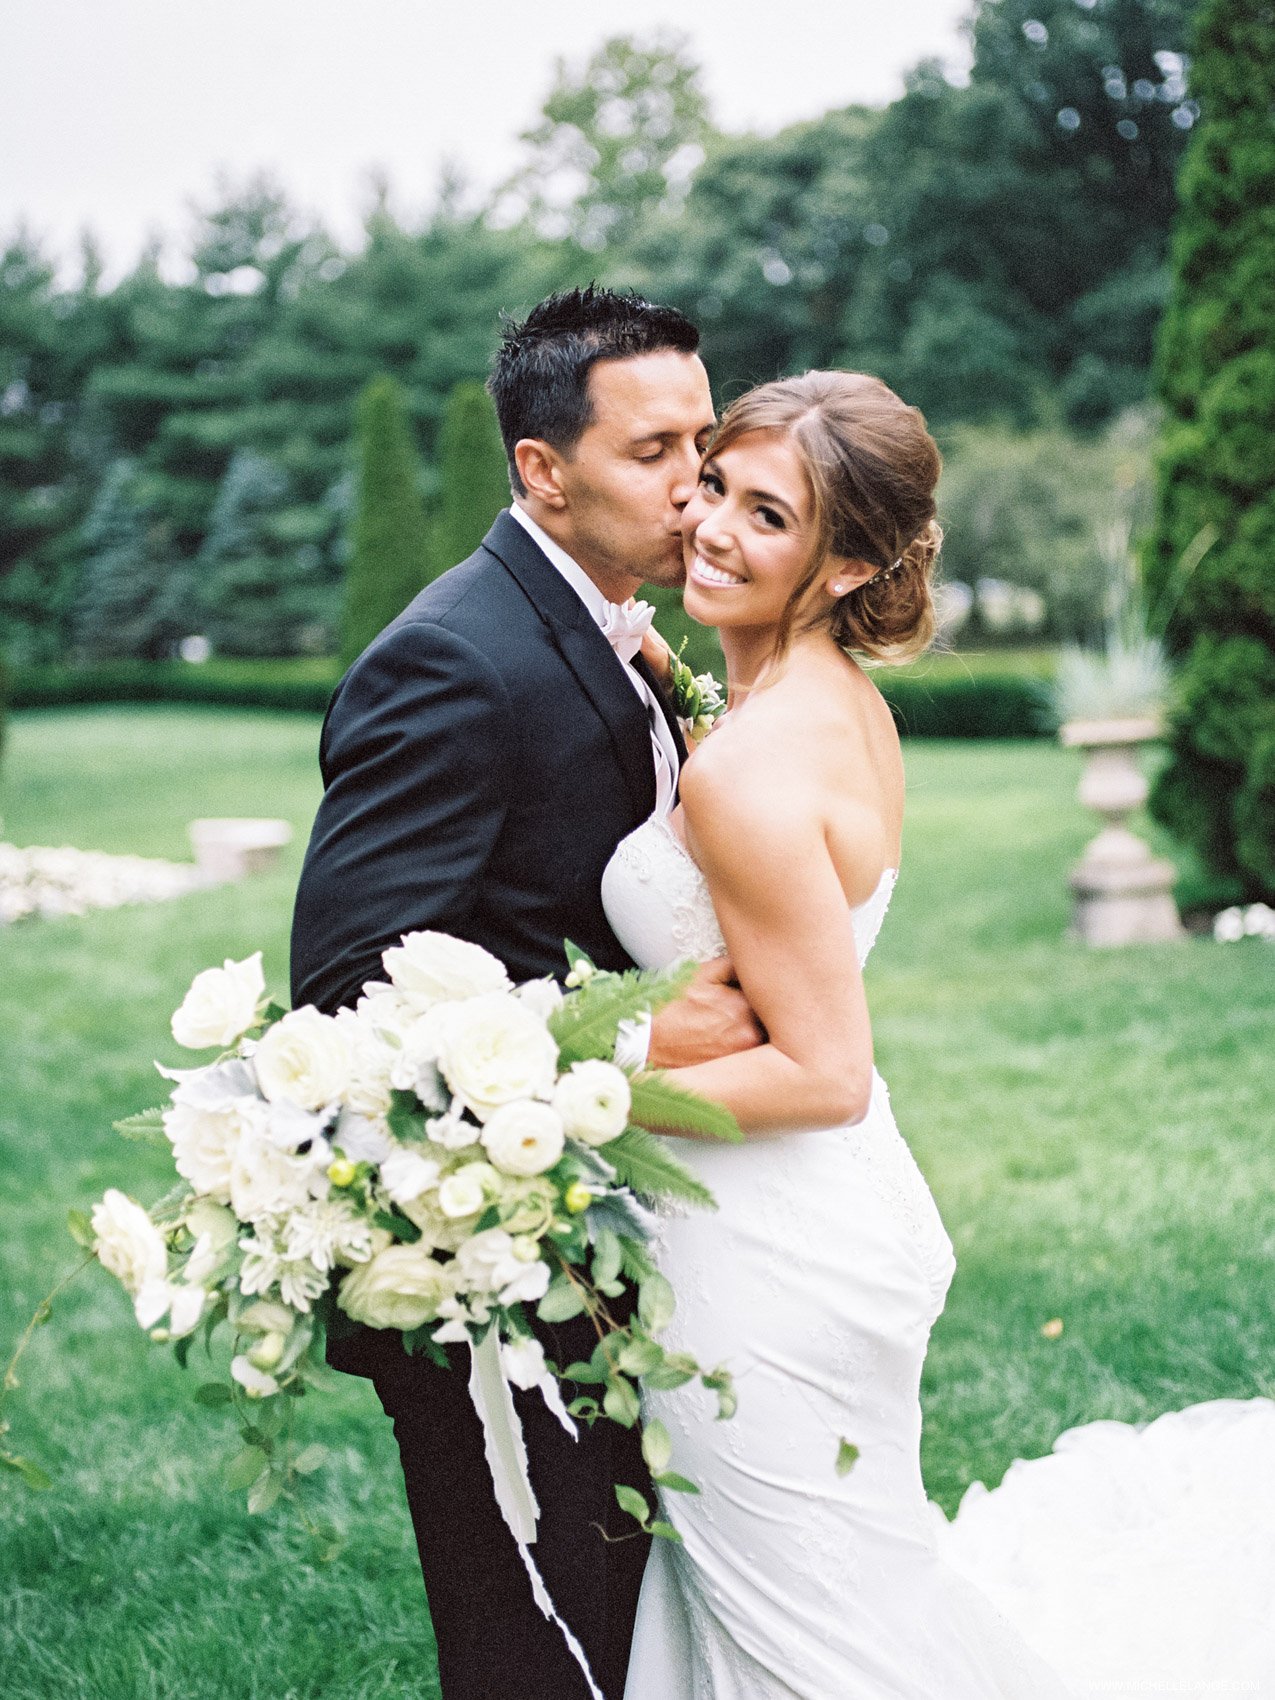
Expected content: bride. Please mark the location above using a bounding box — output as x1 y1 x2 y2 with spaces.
599 371 1275 1699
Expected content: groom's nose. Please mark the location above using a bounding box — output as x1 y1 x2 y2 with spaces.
668 441 702 511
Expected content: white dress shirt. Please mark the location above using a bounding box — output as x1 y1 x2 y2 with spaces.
510 503 678 818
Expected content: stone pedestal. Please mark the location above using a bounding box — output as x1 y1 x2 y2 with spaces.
1061 717 1184 947
188 818 292 884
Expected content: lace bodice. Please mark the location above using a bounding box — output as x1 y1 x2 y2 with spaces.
602 812 897 974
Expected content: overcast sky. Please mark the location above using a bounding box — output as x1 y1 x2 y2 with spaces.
4 0 972 284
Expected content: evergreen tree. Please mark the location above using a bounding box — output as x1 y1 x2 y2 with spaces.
341 376 430 667
433 382 510 572
1144 0 1275 899
195 449 340 656
72 459 188 658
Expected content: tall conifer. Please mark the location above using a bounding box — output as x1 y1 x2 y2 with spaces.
433 382 510 573
1144 0 1275 897
340 376 430 668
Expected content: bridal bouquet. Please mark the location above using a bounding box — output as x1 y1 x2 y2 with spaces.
12 931 738 1542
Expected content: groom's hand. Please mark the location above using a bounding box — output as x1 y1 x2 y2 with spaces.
647 957 765 1069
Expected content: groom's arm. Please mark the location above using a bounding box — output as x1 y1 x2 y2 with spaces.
291 621 516 1014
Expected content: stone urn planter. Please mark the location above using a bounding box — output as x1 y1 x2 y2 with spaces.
1060 716 1184 947
188 818 292 884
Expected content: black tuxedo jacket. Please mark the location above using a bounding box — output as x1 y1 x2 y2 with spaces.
291 509 687 1373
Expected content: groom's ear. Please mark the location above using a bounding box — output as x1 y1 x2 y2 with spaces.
514 439 568 511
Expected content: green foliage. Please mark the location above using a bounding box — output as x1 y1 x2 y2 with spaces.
1145 0 1275 898
601 1128 716 1209
72 460 189 661
502 33 713 250
340 375 431 667
431 382 510 573
9 656 339 713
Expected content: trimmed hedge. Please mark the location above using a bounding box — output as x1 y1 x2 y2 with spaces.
8 656 1054 739
9 659 342 715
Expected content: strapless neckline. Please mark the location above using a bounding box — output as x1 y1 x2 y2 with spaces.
648 812 899 925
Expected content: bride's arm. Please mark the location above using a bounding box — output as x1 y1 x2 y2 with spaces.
653 751 876 1137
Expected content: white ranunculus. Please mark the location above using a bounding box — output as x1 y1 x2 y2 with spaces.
253 1006 351 1111
228 1129 321 1225
380 1146 442 1205
480 1100 565 1177
336 1243 457 1331
437 1162 498 1220
433 992 560 1122
164 1101 256 1203
333 1006 396 1117
171 952 265 1050
381 930 511 1008
553 1059 631 1147
92 1189 168 1297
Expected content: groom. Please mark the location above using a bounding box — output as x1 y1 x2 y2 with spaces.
291 286 760 1699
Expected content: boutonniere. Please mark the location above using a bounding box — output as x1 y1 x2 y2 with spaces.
669 639 726 743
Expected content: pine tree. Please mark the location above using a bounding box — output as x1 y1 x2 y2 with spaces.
72 459 189 659
1144 0 1275 898
340 376 431 667
432 381 510 573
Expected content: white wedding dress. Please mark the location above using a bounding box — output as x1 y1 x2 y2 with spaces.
600 813 1275 1700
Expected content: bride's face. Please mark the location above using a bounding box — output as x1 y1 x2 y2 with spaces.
680 431 820 631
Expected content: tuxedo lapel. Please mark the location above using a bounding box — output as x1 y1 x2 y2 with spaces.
481 511 657 819
632 651 690 769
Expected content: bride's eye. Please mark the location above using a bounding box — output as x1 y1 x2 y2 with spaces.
700 470 725 496
757 506 785 530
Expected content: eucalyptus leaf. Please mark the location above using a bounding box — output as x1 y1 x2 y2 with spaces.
614 1484 650 1524
194 1381 233 1407
225 1446 270 1491
291 1444 328 1475
835 1439 861 1477
66 1209 94 1249
590 1226 623 1290
247 1467 283 1515
649 1520 684 1542
653 1471 699 1495
638 1271 676 1335
537 1280 586 1324
1 1452 52 1491
603 1375 641 1428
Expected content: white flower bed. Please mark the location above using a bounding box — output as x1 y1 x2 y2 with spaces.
0 840 207 924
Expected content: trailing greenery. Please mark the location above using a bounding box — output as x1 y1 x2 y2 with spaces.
1143 0 1275 901
340 375 432 668
431 382 510 574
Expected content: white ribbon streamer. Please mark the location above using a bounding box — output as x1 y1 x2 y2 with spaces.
468 1333 604 1700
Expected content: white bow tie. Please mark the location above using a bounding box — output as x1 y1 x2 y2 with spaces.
600 597 655 665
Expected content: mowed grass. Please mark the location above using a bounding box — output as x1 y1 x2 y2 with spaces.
2 708 1273 1699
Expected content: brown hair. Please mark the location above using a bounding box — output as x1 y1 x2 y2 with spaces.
705 370 943 663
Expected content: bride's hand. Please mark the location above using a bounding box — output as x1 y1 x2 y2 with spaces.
647 956 765 1070
640 624 675 688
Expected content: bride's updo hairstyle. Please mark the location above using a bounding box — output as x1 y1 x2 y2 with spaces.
706 371 943 663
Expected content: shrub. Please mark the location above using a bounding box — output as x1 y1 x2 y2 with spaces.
340 376 431 668
1144 0 1275 899
432 382 511 574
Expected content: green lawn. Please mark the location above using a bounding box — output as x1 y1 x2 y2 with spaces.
2 708 1272 1699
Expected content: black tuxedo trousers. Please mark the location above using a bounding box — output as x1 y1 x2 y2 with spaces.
291 511 687 1698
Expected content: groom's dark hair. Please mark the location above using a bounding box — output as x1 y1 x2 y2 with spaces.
487 284 701 496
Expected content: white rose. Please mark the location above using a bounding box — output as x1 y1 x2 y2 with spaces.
253 1006 350 1111
336 1243 457 1331
92 1189 168 1297
480 1101 565 1177
171 952 265 1050
164 1101 254 1203
381 930 511 1007
228 1128 320 1224
185 1197 239 1252
333 1007 396 1116
437 1162 498 1220
434 993 560 1122
380 1146 442 1205
553 1059 631 1147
